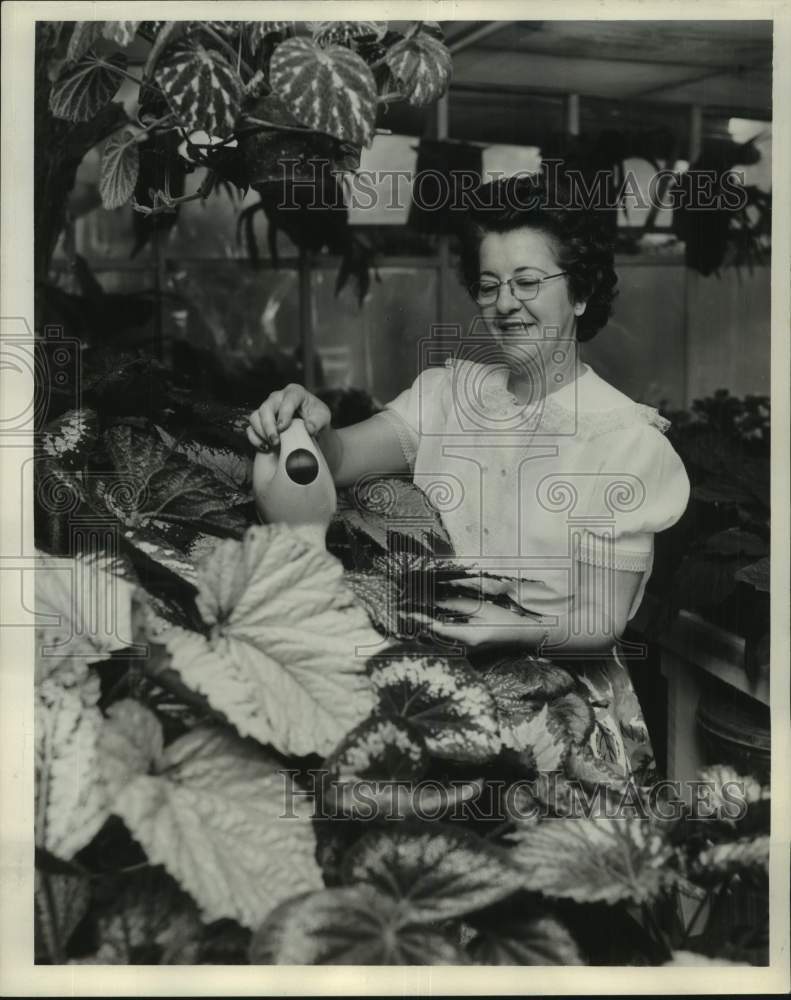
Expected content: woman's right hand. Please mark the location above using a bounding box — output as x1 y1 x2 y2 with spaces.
246 383 331 450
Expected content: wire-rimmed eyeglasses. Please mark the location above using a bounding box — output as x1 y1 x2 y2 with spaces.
469 271 568 306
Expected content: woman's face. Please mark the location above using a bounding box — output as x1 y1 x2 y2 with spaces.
477 227 584 378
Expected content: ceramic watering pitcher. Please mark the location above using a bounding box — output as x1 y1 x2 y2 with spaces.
252 417 337 548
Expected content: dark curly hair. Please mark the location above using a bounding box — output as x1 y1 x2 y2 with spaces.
456 168 618 342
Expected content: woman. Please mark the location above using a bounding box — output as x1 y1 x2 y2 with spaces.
247 171 690 780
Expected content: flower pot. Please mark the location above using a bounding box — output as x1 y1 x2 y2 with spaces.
696 679 770 783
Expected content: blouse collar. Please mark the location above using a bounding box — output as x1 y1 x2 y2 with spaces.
444 357 670 437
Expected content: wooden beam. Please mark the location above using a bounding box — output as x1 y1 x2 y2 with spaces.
448 22 513 54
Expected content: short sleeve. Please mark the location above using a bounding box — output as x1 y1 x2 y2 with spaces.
379 366 448 471
577 421 691 573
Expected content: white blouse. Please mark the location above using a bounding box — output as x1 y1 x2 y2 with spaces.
378 358 690 622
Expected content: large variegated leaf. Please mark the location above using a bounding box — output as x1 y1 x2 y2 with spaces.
250 885 468 965
509 817 677 904
384 31 452 106
322 714 425 818
99 702 323 928
482 655 575 704
369 649 501 762
344 570 403 637
269 37 377 146
103 21 141 47
36 673 109 859
49 51 126 122
320 714 479 820
734 556 770 591
99 127 140 209
549 691 595 745
691 835 769 883
41 408 98 470
35 551 136 684
155 45 243 137
325 714 428 783
343 825 520 922
66 22 105 63
469 915 585 965
122 527 199 590
566 742 630 788
335 476 453 558
164 524 377 756
92 424 249 539
154 425 252 490
73 869 202 965
34 870 91 961
693 763 770 831
499 702 570 772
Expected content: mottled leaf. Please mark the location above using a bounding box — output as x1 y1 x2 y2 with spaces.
35 551 136 684
369 649 501 762
34 870 91 960
154 424 252 490
691 835 769 883
335 476 453 558
100 702 323 928
251 885 468 964
344 570 403 636
41 408 98 470
343 825 520 922
93 424 249 539
164 524 377 756
310 21 388 48
500 701 570 773
36 673 109 859
704 528 767 557
549 691 595 746
99 127 140 209
73 869 202 964
49 51 126 122
320 714 479 820
469 915 585 965
509 817 677 904
155 44 243 137
102 21 141 47
384 31 452 107
269 37 377 146
695 763 770 820
482 654 575 704
566 742 630 788
325 714 429 783
735 555 770 592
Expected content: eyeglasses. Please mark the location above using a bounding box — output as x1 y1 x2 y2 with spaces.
469 271 568 305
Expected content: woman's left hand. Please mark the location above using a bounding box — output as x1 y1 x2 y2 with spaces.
413 597 541 650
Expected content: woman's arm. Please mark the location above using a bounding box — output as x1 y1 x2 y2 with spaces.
316 415 411 489
426 563 642 655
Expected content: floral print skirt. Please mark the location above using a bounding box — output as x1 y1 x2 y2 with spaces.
568 644 657 784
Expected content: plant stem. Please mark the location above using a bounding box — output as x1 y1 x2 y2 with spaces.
95 58 163 97
143 21 182 81
240 116 342 144
201 24 254 79
132 171 217 217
